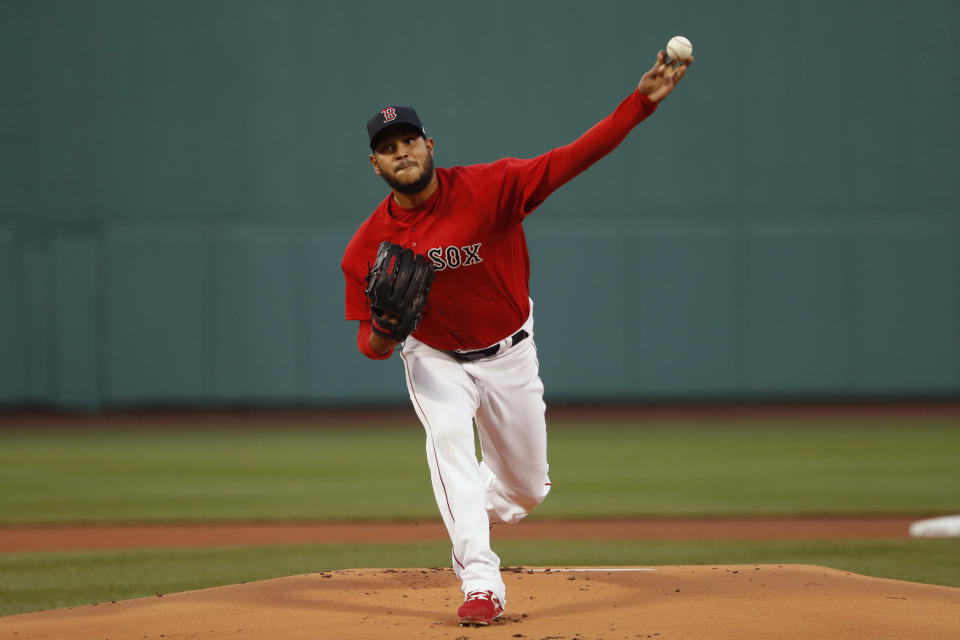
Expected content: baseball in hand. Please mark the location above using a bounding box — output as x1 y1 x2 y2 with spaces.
666 35 693 63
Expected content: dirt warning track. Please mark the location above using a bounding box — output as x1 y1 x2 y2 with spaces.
0 516 920 552
2 565 958 639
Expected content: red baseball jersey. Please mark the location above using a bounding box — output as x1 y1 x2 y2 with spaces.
342 89 657 352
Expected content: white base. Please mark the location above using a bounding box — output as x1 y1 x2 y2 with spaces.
909 515 960 538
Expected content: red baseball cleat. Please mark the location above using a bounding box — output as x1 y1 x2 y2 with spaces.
457 590 504 626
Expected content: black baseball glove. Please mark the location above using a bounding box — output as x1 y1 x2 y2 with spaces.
365 241 435 342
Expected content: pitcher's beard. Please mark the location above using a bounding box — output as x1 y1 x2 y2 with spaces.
383 156 435 195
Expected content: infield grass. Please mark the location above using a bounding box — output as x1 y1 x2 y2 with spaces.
1 415 958 617
1 538 958 617
0 418 958 523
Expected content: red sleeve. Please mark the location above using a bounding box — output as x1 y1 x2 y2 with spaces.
343 211 395 359
356 322 393 360
503 90 658 218
342 235 373 321
344 271 369 321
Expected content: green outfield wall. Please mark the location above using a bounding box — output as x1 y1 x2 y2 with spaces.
1 1 958 408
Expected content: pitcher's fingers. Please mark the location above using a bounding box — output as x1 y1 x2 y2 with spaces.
646 51 661 76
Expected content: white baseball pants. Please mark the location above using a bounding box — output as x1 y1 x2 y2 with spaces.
399 305 551 604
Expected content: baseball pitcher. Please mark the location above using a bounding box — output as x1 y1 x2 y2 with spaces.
342 48 692 626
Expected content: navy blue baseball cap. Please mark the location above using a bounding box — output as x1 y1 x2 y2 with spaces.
367 105 426 150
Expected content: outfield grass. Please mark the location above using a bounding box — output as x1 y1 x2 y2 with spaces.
0 419 957 523
1 538 958 617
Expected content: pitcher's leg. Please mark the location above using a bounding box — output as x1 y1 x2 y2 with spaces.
400 342 506 600
474 338 551 525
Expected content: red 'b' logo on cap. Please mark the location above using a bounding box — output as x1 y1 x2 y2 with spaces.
381 107 397 123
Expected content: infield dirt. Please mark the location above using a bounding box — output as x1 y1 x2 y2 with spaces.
0 516 919 552
2 564 958 639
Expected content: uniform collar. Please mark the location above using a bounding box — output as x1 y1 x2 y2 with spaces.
380 168 445 229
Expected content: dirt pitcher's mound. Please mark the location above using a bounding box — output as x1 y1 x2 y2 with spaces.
2 565 958 639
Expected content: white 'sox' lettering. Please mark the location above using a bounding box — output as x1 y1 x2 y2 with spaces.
428 243 483 271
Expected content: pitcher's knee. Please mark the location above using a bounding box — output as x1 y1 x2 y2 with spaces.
485 470 551 525
514 478 551 513
501 468 551 513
